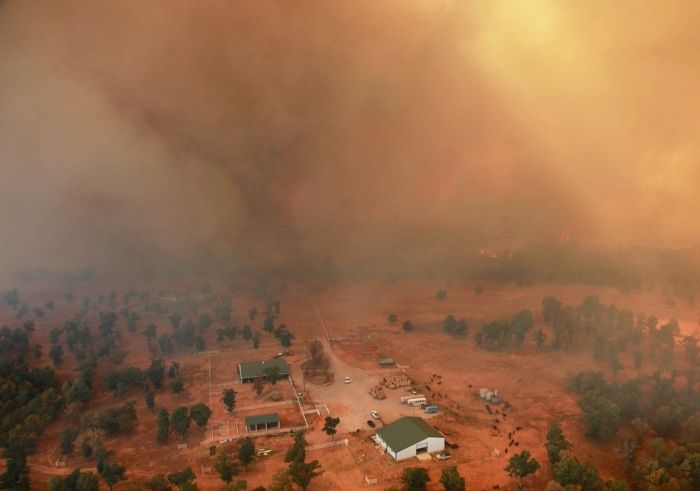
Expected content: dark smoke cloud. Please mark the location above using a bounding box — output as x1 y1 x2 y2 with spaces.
1 1 698 278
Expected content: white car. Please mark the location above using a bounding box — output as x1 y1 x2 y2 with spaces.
370 410 380 419
344 376 352 384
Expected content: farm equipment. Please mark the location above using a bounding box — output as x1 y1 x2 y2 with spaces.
479 387 501 404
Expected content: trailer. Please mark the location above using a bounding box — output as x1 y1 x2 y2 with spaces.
424 405 439 414
378 358 395 367
401 393 425 404
406 396 427 407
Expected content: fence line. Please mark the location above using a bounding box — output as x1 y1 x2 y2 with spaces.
306 438 349 451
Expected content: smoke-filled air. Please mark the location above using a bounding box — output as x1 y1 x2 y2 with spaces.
1 1 700 278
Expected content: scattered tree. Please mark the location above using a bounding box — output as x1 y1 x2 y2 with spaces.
190 403 212 430
222 389 236 413
322 416 340 441
214 454 239 483
402 467 430 491
504 450 540 488
439 466 466 491
171 407 191 439
238 438 255 467
157 409 170 443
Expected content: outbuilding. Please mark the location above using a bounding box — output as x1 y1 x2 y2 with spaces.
375 416 444 461
238 359 290 383
245 413 280 432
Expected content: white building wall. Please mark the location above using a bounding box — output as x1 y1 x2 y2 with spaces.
376 434 445 461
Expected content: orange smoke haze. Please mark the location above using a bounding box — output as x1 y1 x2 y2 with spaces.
1 1 699 278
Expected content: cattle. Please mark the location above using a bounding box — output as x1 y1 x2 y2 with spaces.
515 441 519 447
491 425 498 431
515 426 522 431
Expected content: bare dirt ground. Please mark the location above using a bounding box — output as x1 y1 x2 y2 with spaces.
3 277 698 489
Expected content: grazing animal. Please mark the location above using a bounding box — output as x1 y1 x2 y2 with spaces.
515 426 522 431
515 441 519 447
508 432 512 439
438 381 442 385
491 425 497 431
504 448 508 454
468 384 472 388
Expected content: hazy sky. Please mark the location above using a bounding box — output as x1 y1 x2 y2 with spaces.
1 1 699 277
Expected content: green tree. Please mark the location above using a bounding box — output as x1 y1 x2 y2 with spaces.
146 359 166 389
436 289 447 301
167 466 196 487
50 344 64 365
322 416 340 441
238 438 255 467
145 473 172 491
402 467 430 491
552 455 602 491
157 409 170 443
190 403 212 430
504 451 540 488
263 366 281 385
249 308 258 321
60 426 79 455
242 325 253 340
146 389 156 409
439 466 466 491
545 423 572 464
288 459 322 490
100 461 126 490
222 389 236 413
535 329 547 348
170 377 184 394
253 332 261 349
268 470 293 491
403 320 414 332
214 454 239 483
171 407 191 439
284 431 307 463
388 313 398 324
75 472 99 491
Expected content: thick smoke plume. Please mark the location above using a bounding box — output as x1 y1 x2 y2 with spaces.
1 1 699 278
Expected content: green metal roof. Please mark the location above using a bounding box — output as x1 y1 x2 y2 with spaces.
376 417 442 452
238 359 289 379
244 413 280 427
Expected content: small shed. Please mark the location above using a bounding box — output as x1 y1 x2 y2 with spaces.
238 359 290 383
245 413 281 432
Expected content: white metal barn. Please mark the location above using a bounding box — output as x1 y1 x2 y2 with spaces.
375 416 444 461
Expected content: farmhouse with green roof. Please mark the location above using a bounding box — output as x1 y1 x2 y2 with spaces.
238 358 289 383
375 416 444 461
